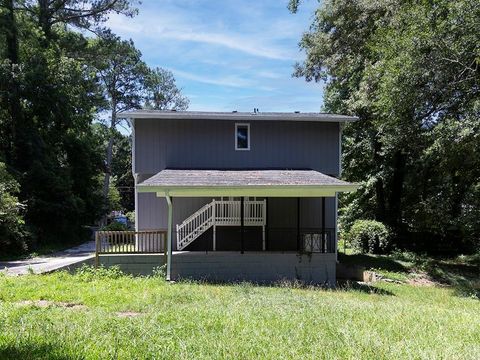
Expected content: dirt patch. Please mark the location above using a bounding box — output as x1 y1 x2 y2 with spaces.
16 300 87 310
407 273 437 287
116 311 143 318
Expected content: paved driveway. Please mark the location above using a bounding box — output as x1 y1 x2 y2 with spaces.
0 241 95 276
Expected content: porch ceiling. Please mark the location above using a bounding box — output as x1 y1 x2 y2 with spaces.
137 169 359 197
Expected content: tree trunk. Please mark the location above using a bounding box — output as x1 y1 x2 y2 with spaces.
388 150 407 232
372 132 386 222
38 0 52 41
103 105 117 222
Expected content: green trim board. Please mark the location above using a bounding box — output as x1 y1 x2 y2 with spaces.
136 184 359 197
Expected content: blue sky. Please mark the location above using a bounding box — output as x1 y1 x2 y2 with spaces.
107 0 324 112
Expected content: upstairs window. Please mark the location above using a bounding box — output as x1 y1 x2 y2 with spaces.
235 123 250 151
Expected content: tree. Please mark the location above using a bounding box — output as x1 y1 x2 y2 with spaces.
16 0 137 41
0 162 29 255
0 0 136 254
144 68 189 110
92 122 134 212
89 32 148 212
291 0 480 253
90 36 189 215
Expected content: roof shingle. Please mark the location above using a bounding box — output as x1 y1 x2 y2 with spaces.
139 169 354 188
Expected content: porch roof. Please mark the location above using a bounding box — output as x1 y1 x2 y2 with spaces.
137 169 359 197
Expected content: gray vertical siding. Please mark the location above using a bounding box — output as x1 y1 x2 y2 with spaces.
135 118 341 252
135 119 340 175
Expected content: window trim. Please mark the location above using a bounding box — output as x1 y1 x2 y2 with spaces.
235 123 250 151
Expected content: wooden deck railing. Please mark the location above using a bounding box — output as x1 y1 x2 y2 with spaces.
95 230 168 267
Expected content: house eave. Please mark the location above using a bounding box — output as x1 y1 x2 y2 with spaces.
120 110 358 123
136 184 360 197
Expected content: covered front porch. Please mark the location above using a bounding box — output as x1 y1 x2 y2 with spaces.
135 169 358 283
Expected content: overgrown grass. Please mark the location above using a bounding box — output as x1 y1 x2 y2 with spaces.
338 251 480 298
0 266 479 359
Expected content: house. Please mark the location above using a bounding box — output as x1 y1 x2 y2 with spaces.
122 110 358 285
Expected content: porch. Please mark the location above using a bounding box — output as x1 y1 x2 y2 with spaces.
135 169 357 281
94 217 337 284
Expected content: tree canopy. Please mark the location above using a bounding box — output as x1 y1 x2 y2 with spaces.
291 0 480 253
0 0 188 255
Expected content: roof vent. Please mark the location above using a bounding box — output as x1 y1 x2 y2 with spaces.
294 111 300 113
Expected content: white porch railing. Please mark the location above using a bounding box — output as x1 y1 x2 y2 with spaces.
176 199 266 251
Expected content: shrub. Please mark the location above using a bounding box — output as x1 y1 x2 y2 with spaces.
346 220 391 254
126 211 135 228
75 264 127 281
101 221 128 231
0 162 30 256
151 265 166 278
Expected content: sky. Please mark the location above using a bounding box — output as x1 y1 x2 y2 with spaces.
107 0 324 112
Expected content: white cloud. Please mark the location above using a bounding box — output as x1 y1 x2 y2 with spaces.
172 69 253 88
107 4 301 61
256 70 283 79
156 29 293 60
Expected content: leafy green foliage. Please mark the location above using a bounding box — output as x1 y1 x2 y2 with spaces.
0 1 187 256
294 0 480 254
151 264 166 278
0 1 111 255
144 67 189 110
0 162 29 255
100 221 128 231
75 264 127 281
89 33 188 214
346 220 390 254
107 179 122 212
125 210 135 224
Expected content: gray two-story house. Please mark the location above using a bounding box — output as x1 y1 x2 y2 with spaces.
124 110 358 285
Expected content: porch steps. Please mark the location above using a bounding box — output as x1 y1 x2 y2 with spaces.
176 199 266 251
176 202 214 250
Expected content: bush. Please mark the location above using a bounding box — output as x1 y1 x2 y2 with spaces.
346 220 391 254
101 221 128 231
126 211 135 228
0 162 30 256
151 265 166 278
75 264 127 281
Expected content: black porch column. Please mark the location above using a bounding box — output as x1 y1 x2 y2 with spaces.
297 197 301 251
265 197 269 250
321 197 326 252
240 196 245 254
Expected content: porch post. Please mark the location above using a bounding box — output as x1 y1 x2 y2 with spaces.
240 196 244 254
212 199 216 251
297 197 301 251
322 197 326 253
334 194 338 260
265 197 269 251
262 199 266 251
166 193 173 281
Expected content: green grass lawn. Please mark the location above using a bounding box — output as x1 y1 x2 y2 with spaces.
0 261 479 360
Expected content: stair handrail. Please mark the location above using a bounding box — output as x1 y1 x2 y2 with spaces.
176 199 267 250
176 202 214 250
